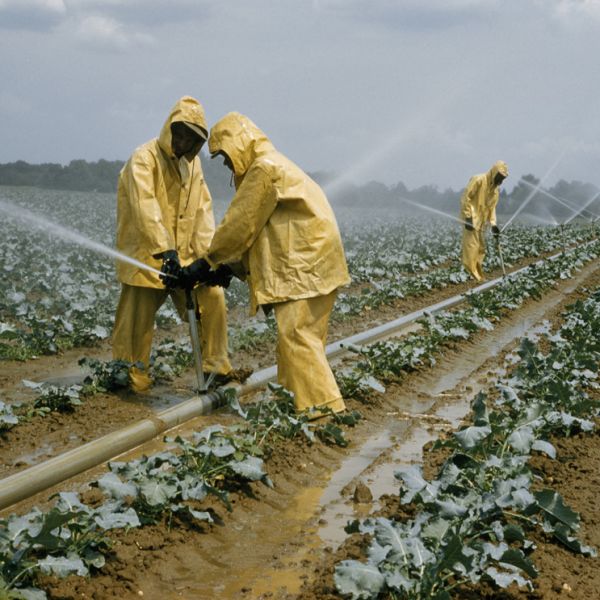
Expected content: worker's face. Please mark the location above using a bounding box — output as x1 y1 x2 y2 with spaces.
171 122 205 158
494 173 506 187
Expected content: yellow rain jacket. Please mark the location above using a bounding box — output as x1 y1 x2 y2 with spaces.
460 160 509 231
116 96 215 288
460 160 508 281
206 112 350 314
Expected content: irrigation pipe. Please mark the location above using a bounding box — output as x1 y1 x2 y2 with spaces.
0 242 596 511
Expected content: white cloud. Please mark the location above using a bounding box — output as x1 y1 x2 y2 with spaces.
70 14 154 49
537 0 600 21
0 0 65 11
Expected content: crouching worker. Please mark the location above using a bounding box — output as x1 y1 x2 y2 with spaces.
460 160 508 282
167 112 350 417
112 96 232 393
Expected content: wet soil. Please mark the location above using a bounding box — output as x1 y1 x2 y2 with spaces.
3 260 599 599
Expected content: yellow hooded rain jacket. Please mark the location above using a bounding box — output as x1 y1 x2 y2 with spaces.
206 112 350 314
116 96 215 288
460 160 509 231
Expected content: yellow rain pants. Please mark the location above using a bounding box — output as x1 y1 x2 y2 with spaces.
274 291 345 415
112 284 231 392
462 229 486 282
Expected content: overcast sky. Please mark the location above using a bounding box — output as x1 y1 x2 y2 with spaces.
1 0 600 190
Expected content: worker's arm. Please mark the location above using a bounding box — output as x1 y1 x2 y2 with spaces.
206 162 277 266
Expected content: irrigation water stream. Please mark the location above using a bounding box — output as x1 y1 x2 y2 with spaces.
0 199 165 278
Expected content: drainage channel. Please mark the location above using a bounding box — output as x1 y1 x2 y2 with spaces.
0 246 589 511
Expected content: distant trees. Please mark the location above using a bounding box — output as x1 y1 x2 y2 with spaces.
0 156 235 198
0 159 123 193
1 159 598 223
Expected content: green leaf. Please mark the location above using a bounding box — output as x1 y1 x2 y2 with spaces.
421 517 451 542
10 589 48 600
139 479 178 507
37 555 88 577
6 512 43 543
384 569 413 593
374 519 411 565
315 422 349 447
334 560 385 600
94 505 140 530
228 456 267 481
97 472 138 500
187 509 214 523
552 523 597 556
472 392 489 426
499 548 538 579
395 465 439 503
485 566 531 589
531 439 556 459
507 427 535 453
503 524 526 543
435 534 474 575
454 425 492 450
435 499 468 518
180 479 208 501
29 509 78 550
52 492 89 513
83 548 106 569
534 489 579 529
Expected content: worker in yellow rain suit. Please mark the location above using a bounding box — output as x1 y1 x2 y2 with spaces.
112 96 232 392
172 112 350 416
460 160 508 282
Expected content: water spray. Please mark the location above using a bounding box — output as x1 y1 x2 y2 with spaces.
395 195 469 226
519 179 598 222
501 150 568 233
563 189 600 225
0 199 168 278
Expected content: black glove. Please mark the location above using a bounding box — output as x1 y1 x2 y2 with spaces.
491 225 500 238
464 217 474 231
157 250 182 289
205 264 234 288
179 258 212 289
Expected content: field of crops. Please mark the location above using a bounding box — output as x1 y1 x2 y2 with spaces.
1 184 599 600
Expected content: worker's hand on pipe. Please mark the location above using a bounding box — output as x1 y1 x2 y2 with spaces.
205 264 234 288
156 250 183 289
180 257 212 289
491 225 500 238
465 217 474 231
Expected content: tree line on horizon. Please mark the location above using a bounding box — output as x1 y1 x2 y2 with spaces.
0 159 598 222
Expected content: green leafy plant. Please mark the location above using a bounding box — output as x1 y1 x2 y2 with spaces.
333 284 600 599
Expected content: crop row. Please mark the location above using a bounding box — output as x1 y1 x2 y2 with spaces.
1 185 595 361
335 224 597 318
0 382 361 599
336 239 599 396
334 280 600 598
